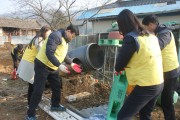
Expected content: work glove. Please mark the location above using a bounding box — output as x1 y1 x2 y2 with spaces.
114 71 123 76
59 64 70 74
70 63 82 73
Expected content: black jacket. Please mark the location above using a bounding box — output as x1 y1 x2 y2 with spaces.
115 35 137 72
155 24 171 50
155 25 180 79
46 29 72 68
11 47 23 61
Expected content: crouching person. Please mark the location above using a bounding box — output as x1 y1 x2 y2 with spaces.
11 44 24 70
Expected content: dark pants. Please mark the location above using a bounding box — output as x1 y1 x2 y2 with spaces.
11 53 18 69
161 77 178 120
177 79 180 95
117 83 164 120
28 83 33 106
27 59 61 117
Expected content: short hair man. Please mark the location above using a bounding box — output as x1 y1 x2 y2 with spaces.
26 24 82 120
142 15 180 120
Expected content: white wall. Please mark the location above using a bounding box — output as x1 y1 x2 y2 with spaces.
78 21 93 35
11 36 34 44
0 28 3 36
91 15 180 34
92 20 115 34
138 15 180 24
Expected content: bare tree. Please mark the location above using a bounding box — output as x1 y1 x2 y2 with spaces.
58 0 76 23
11 0 68 30
11 0 115 30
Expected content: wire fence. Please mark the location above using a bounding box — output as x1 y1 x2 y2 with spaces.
68 34 98 51
0 35 34 45
68 34 119 83
11 36 34 44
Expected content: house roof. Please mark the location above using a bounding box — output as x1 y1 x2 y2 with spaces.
78 0 180 20
0 18 41 29
110 0 177 8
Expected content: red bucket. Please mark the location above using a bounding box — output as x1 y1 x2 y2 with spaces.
11 68 18 80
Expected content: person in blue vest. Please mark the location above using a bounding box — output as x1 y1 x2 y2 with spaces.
142 14 180 120
115 9 164 120
11 44 24 70
25 24 82 120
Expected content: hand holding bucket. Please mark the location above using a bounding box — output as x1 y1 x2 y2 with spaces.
71 63 82 73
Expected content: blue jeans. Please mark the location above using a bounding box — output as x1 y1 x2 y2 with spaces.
117 83 164 120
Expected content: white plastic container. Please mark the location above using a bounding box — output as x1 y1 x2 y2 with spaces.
67 95 77 102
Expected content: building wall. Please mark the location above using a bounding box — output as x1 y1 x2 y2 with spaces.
20 29 37 36
92 20 115 34
0 28 3 36
78 21 93 35
28 30 37 36
138 15 180 25
92 15 180 34
32 30 37 36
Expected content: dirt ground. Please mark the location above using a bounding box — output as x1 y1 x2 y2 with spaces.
0 44 180 120
0 44 53 120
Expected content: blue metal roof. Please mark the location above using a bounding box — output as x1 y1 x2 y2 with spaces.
78 1 180 20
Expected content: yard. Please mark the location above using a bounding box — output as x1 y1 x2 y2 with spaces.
0 44 180 120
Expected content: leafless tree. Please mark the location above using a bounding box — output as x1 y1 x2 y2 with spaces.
11 0 68 30
11 0 115 30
